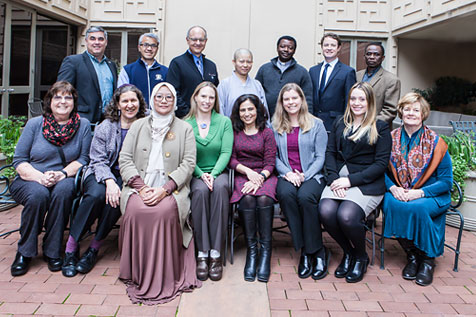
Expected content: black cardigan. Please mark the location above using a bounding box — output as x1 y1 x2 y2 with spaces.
325 118 391 195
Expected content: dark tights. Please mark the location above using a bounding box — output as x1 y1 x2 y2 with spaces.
318 199 367 259
239 195 274 210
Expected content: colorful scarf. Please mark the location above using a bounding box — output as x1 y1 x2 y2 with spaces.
389 125 447 189
42 113 80 146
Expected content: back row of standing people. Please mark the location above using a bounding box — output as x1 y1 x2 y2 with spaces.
57 25 401 129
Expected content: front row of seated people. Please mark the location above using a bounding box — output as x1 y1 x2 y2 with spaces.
10 80 452 304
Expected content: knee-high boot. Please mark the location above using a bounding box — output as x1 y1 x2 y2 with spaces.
257 205 273 282
397 238 419 280
239 208 258 282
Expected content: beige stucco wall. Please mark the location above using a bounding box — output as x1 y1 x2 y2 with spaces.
397 39 476 95
162 0 318 79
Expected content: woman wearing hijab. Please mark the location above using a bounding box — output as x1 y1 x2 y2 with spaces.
118 82 200 304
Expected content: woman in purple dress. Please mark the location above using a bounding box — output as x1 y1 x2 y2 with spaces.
229 94 277 283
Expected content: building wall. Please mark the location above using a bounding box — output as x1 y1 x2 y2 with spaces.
397 39 476 94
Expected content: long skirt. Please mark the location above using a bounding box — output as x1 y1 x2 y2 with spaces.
119 194 201 305
383 192 449 258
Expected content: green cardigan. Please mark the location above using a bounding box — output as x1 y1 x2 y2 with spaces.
186 111 233 178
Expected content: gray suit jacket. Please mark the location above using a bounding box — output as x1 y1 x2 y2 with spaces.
274 117 327 183
84 119 122 183
356 67 401 126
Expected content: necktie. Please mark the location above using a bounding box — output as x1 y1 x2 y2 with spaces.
319 63 330 93
196 59 203 76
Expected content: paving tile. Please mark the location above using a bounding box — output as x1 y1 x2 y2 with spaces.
415 303 457 314
155 306 179 316
46 273 84 284
268 288 286 299
80 274 119 285
379 302 419 313
286 289 322 300
334 283 370 292
0 302 40 314
26 293 69 304
450 303 476 315
65 293 106 305
35 303 79 315
343 300 382 312
91 284 126 294
0 281 25 291
116 305 159 316
292 311 329 317
12 273 51 283
300 282 335 291
306 299 345 311
0 289 31 302
392 292 429 303
55 283 94 294
102 294 136 306
269 299 307 311
357 292 393 302
322 290 358 301
270 311 290 317
268 281 301 290
76 304 118 316
424 293 465 304
329 312 367 317
433 285 472 294
19 282 59 293
367 313 405 317
458 293 476 304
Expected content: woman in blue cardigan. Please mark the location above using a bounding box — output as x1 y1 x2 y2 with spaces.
383 92 452 287
273 83 328 280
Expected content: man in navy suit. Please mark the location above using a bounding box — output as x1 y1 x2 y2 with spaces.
57 26 117 123
309 33 356 131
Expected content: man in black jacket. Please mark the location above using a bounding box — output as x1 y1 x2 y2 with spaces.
57 26 117 123
166 26 219 118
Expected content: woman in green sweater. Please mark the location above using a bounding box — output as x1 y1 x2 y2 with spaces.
185 82 233 282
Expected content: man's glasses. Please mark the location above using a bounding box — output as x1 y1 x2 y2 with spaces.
140 43 158 49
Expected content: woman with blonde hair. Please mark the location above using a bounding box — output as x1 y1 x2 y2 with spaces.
273 83 328 280
185 81 233 282
318 82 391 283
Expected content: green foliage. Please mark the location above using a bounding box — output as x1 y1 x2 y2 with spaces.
413 76 476 115
0 116 26 179
441 131 476 200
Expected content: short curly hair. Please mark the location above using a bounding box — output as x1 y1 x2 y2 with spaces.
105 84 147 122
43 81 78 118
397 92 431 122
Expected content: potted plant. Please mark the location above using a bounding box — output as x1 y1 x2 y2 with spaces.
442 132 476 231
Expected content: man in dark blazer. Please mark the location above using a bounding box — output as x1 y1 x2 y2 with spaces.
356 42 401 127
309 33 356 131
57 26 117 123
166 25 219 118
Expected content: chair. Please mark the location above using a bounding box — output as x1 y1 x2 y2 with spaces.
379 180 464 272
449 121 476 141
0 164 20 238
363 206 380 266
226 169 289 265
28 99 43 118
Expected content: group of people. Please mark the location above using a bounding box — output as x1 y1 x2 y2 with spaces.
8 24 453 306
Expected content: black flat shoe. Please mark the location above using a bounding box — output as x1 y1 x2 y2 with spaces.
311 248 330 280
345 255 369 283
415 258 435 286
335 253 353 278
62 251 79 277
298 254 313 279
402 253 419 280
43 255 63 272
11 252 31 276
76 247 98 274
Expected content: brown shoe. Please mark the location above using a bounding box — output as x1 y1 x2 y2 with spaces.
209 257 223 281
196 257 209 281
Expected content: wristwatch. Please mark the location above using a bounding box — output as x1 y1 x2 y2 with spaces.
61 170 68 178
259 172 267 179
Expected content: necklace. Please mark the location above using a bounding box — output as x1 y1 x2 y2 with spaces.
199 123 208 129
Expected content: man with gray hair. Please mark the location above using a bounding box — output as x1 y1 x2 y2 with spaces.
166 25 219 118
118 32 168 106
57 26 117 123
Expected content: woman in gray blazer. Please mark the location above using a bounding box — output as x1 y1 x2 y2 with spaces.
62 85 147 278
273 83 328 280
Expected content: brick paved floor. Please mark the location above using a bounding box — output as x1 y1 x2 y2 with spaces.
1 205 476 316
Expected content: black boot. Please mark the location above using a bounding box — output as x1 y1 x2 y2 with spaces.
415 255 435 286
256 205 273 282
398 238 419 280
239 208 258 282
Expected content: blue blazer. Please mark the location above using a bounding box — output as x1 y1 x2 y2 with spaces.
274 118 327 183
309 60 356 131
57 52 118 123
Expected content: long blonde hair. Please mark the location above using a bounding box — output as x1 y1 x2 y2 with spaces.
343 82 379 145
184 81 220 119
272 83 315 134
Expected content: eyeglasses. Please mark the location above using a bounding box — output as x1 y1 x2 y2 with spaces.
188 37 206 43
139 43 158 49
154 94 174 102
53 95 73 102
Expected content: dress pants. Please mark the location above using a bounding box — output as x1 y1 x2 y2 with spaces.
190 173 229 252
10 177 75 258
276 178 325 254
69 170 123 242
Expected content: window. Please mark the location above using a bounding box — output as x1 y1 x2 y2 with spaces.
339 38 387 72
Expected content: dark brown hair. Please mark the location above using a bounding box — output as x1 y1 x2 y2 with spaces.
105 84 147 122
230 94 268 132
43 81 78 117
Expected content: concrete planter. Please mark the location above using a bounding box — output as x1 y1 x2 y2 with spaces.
447 171 476 231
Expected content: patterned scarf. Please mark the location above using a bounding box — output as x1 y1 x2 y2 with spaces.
389 125 437 189
42 113 80 146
